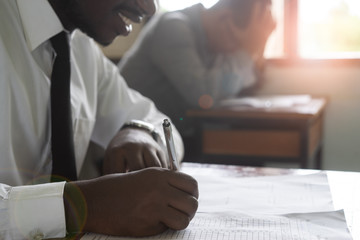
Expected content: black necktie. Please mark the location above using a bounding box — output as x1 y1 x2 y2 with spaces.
50 32 77 182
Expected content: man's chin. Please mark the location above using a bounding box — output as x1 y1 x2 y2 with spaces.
96 38 115 47
85 31 117 47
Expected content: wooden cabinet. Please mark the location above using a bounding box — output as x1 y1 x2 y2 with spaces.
186 96 327 169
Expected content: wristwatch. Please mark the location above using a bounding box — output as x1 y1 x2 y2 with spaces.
121 120 160 142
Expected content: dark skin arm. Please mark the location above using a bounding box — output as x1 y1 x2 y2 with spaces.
47 0 191 237
63 168 199 237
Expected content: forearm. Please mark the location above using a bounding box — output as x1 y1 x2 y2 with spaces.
63 181 87 234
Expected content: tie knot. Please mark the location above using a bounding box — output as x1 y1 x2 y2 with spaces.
50 31 70 58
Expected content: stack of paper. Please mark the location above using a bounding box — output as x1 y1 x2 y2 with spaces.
82 172 353 240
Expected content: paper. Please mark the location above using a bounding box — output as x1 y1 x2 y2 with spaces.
216 95 325 115
80 172 352 240
82 211 352 240
219 95 312 109
193 172 334 214
328 171 360 239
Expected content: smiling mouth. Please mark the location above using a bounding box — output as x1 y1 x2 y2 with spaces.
118 13 133 33
113 1 154 35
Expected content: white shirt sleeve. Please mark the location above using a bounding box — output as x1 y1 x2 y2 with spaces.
80 35 184 160
0 182 66 240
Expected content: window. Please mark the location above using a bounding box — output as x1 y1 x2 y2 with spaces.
269 0 360 60
298 0 360 59
158 0 360 61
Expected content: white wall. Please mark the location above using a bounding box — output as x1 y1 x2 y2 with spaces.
258 64 360 171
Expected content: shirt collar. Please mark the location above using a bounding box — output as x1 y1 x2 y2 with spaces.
16 0 64 51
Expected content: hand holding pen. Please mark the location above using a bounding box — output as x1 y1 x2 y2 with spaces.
162 119 179 171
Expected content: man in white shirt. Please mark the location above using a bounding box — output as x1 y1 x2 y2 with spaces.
0 0 198 239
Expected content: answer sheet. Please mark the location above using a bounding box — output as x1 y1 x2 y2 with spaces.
82 211 352 240
328 171 360 239
192 172 334 214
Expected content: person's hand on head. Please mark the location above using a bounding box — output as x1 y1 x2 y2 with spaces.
103 128 168 173
237 1 276 56
64 168 199 237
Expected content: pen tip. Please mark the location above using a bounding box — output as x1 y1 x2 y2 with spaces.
163 119 170 126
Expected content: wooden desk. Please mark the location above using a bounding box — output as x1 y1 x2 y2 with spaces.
181 162 360 240
186 96 327 169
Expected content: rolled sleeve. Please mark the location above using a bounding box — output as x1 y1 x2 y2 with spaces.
4 182 67 239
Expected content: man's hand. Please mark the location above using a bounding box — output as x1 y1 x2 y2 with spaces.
64 168 199 237
103 128 168 174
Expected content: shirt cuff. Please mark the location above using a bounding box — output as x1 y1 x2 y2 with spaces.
9 182 66 239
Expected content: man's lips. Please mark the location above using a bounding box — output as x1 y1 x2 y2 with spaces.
115 12 133 36
113 8 143 36
113 1 156 36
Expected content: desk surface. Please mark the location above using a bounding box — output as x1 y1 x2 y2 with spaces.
181 162 360 240
187 96 327 120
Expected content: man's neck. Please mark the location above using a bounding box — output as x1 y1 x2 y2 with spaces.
48 0 76 32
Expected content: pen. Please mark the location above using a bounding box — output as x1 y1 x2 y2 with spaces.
162 119 179 171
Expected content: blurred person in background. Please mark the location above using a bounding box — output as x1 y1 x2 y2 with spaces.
118 0 276 159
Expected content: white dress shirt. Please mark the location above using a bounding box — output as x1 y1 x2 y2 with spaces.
0 0 184 239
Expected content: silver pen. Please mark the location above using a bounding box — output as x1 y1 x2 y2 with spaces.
162 119 179 171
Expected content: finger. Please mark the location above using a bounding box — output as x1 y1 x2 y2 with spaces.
103 149 127 174
143 147 162 168
111 153 127 173
248 2 265 28
126 148 146 171
167 172 199 198
262 10 276 36
263 6 273 22
139 222 168 237
161 205 192 231
225 17 246 48
168 188 198 219
249 3 261 24
157 149 168 169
